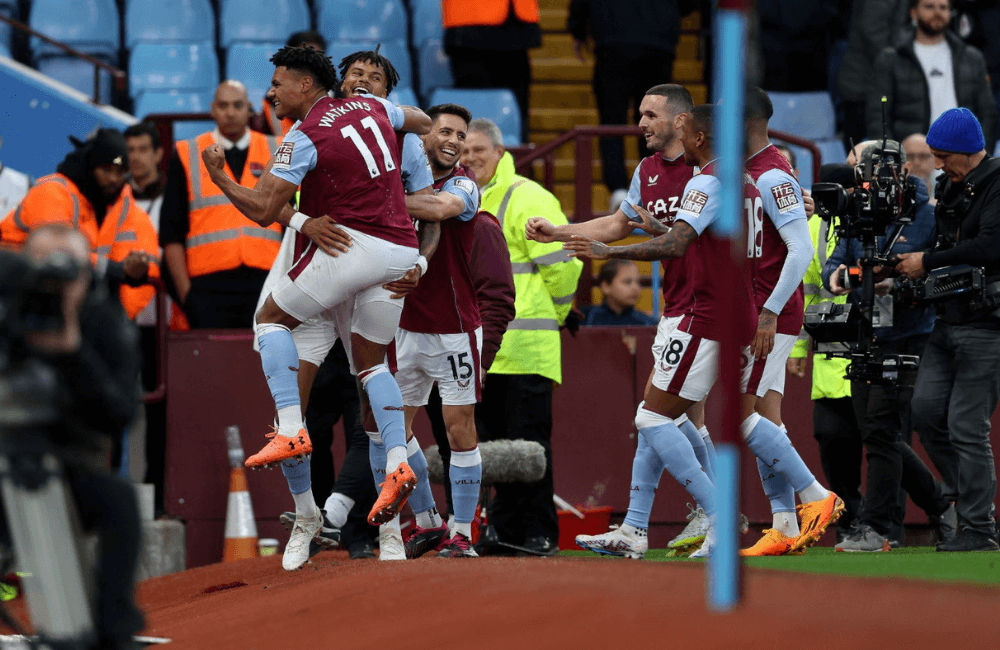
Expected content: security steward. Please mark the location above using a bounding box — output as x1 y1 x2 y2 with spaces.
896 107 1000 552
160 80 281 328
0 128 159 319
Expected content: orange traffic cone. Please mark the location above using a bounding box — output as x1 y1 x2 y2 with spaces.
223 426 258 562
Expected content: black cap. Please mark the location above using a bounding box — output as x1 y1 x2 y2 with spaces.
818 163 856 187
69 128 127 168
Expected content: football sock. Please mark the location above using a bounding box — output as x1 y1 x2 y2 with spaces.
773 511 799 537
281 458 319 517
635 405 716 516
406 437 438 518
450 447 482 527
699 425 717 475
678 414 715 484
256 324 302 436
620 523 647 538
323 492 354 529
756 454 796 511
415 508 443 530
623 435 663 529
358 365 407 469
741 413 823 497
367 430 387 488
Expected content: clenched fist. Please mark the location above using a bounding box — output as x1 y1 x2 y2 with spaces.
201 143 226 172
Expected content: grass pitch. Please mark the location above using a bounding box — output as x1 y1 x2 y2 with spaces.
563 547 1000 586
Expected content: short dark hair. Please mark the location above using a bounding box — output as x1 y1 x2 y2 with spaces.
745 86 774 120
338 46 401 95
597 259 635 286
426 103 472 127
775 143 797 170
645 83 695 114
690 104 714 142
270 45 338 92
123 121 160 150
286 30 326 51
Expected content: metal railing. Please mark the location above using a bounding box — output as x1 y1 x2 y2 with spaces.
143 280 169 404
0 14 127 105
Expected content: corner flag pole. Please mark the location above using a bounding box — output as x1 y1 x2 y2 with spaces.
708 0 748 613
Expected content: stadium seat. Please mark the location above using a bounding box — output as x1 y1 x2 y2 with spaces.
0 43 10 59
173 120 215 141
219 0 310 48
125 0 215 48
29 0 119 61
816 138 847 167
226 42 284 104
130 42 219 98
417 39 452 102
768 91 837 141
327 40 412 92
37 55 113 104
317 0 407 43
428 88 521 146
388 87 417 107
411 0 444 46
134 89 214 119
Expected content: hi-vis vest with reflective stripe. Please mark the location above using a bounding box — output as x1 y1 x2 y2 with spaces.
175 132 282 278
443 0 538 27
481 160 582 384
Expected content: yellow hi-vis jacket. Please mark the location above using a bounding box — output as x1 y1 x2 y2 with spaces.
789 216 851 400
480 152 582 384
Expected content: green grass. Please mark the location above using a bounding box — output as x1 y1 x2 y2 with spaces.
562 547 1000 586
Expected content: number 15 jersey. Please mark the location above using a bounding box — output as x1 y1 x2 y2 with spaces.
270 92 418 249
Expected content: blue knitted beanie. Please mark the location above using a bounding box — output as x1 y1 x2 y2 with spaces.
926 108 985 154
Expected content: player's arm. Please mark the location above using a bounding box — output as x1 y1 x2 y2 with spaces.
527 209 637 244
407 175 478 222
563 221 698 261
365 93 431 135
203 145 298 224
384 186 437 298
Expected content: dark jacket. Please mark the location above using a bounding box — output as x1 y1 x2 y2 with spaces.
867 29 996 145
567 0 693 53
582 302 657 327
471 212 515 371
823 175 937 343
838 0 911 102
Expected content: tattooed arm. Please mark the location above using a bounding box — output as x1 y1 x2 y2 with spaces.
752 308 777 360
629 202 671 236
563 220 699 261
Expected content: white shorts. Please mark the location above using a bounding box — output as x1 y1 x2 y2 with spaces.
650 314 685 365
271 227 418 346
743 332 798 398
391 327 483 407
651 329 753 402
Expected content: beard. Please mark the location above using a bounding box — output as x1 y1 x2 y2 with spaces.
916 16 947 37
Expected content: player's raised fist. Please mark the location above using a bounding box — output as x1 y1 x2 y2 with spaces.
201 144 226 171
526 217 557 243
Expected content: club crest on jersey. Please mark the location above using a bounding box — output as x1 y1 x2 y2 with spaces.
648 174 659 186
273 140 294 170
680 189 708 215
771 182 800 214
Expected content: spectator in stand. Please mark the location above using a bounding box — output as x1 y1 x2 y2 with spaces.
757 0 848 92
257 31 327 138
903 133 940 204
125 122 164 229
837 0 911 149
867 0 995 146
0 131 31 218
582 259 657 327
567 0 690 212
159 80 281 328
442 0 540 144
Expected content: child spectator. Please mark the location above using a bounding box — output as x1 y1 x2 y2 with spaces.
583 259 657 326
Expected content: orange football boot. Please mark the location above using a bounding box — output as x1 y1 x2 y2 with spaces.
740 528 796 557
368 463 417 525
790 492 845 552
245 428 313 468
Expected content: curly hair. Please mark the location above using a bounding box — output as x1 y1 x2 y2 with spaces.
270 45 337 92
337 45 400 95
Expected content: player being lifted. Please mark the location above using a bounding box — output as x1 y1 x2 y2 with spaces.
564 105 843 557
201 45 431 570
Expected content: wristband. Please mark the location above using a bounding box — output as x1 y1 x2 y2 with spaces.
416 255 428 275
289 211 309 233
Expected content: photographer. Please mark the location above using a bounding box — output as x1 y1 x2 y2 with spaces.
824 142 953 551
896 107 1000 552
1 225 145 648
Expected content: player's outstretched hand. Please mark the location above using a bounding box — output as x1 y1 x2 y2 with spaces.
303 215 352 257
525 217 557 243
564 236 611 260
384 266 421 299
628 203 668 235
201 144 226 173
751 309 777 360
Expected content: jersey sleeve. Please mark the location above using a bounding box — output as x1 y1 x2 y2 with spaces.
439 175 480 222
757 169 807 230
366 94 405 130
619 165 644 222
401 133 433 193
674 175 721 235
268 127 317 186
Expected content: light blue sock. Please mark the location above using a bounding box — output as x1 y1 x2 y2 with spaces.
257 325 300 410
359 365 406 455
756 456 797 514
281 457 311 495
742 414 816 493
700 426 718 473
678 416 715 484
368 432 387 488
450 447 482 525
406 437 437 515
636 408 716 516
623 436 663 529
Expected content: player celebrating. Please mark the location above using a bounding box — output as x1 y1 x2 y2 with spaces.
201 45 431 571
